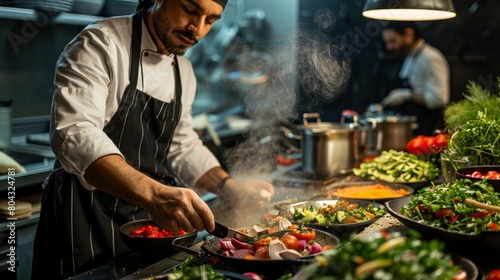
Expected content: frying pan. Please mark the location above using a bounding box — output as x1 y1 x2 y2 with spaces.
199 229 341 278
386 196 500 256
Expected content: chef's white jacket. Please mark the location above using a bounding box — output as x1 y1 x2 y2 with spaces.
399 40 450 110
51 14 220 190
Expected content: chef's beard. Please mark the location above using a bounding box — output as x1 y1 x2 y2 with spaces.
153 15 198 55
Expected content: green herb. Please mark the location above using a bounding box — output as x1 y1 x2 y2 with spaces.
402 179 500 235
446 111 500 165
166 256 230 280
444 78 500 130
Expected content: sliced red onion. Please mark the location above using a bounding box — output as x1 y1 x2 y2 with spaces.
243 272 264 280
298 239 308 252
232 249 253 259
220 239 236 251
231 237 249 249
221 250 231 257
307 242 323 255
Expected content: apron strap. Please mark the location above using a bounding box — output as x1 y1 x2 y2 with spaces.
129 11 142 88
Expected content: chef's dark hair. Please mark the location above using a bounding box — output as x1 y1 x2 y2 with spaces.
137 0 228 11
383 21 422 40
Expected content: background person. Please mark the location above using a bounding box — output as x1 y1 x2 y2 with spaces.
380 21 450 136
31 0 274 279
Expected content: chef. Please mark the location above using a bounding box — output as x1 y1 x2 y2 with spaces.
31 0 274 279
380 21 450 136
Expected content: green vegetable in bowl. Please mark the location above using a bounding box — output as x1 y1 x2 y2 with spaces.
293 201 386 225
353 150 440 183
296 230 464 280
166 256 230 280
402 179 500 234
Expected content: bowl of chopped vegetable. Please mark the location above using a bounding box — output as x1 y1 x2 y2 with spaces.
119 219 198 259
385 179 500 256
283 199 386 237
291 230 478 280
456 165 500 191
352 150 441 186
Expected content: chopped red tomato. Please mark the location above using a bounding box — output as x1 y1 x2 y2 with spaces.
489 223 500 231
469 211 494 218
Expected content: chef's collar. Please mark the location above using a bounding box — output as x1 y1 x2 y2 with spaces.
409 39 425 57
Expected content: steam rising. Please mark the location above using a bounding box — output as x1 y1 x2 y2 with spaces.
225 7 354 177
216 8 356 227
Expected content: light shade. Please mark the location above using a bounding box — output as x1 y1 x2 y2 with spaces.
362 0 456 21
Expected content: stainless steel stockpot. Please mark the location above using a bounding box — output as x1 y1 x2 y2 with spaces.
292 113 360 178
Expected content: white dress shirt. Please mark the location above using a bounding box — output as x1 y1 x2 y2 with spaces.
51 14 220 190
399 40 450 110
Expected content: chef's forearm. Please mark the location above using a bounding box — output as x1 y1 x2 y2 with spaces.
84 154 159 210
195 166 231 194
408 91 425 105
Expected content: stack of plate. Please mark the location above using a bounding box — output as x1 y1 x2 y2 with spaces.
72 0 105 15
9 0 74 13
0 199 32 220
102 0 138 17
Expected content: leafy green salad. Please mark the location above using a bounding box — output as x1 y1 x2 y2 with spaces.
297 230 464 280
402 179 500 234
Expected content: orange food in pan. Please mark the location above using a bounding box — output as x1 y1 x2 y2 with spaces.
332 184 410 199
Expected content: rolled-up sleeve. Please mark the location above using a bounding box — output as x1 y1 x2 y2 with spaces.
51 25 124 186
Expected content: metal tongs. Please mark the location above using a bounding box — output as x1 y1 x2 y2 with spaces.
210 220 256 242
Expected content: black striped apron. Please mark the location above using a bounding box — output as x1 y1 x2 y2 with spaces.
32 11 183 279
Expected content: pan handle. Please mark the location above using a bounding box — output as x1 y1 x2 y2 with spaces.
171 236 204 258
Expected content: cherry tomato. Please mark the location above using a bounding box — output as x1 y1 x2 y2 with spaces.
486 171 500 179
280 234 299 250
406 135 425 155
420 136 434 155
431 133 448 152
470 171 483 178
288 225 317 241
131 226 145 236
144 224 154 236
254 246 270 260
129 223 184 238
251 237 273 251
486 269 500 280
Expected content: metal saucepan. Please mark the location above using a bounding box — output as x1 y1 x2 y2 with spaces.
282 112 360 178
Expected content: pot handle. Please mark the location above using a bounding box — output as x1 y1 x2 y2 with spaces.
172 236 204 258
341 110 359 127
302 112 321 125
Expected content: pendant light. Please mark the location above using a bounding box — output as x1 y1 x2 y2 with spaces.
362 0 456 21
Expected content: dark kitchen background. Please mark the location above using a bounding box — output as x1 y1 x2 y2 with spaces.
0 1 499 279
294 0 500 123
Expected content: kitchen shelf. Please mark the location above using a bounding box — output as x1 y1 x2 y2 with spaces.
0 6 103 25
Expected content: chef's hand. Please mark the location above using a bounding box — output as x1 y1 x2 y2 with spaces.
381 88 411 107
219 178 275 210
147 185 215 235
